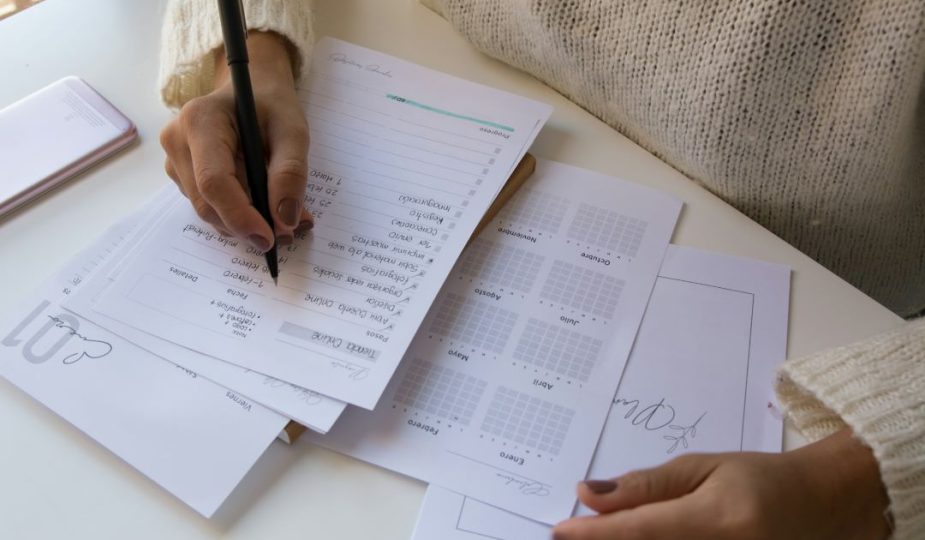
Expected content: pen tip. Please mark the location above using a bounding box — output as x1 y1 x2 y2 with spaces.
272 276 278 286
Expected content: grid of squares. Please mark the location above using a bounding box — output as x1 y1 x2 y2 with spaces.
457 238 546 294
540 260 624 319
513 318 602 381
394 360 487 426
567 203 648 257
499 189 569 235
429 293 518 354
480 387 575 456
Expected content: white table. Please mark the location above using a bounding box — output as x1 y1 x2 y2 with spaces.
0 1 903 538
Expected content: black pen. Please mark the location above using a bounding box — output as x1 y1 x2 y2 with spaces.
217 0 279 285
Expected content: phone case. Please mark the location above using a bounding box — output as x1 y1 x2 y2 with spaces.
0 76 137 217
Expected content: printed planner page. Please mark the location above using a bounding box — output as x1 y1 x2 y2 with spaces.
0 214 288 518
307 159 682 523
410 245 791 540
63 190 347 434
90 38 552 409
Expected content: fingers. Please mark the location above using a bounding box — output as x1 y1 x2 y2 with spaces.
161 85 311 251
161 134 230 236
161 95 275 251
578 454 719 514
553 496 711 540
265 115 310 236
184 105 274 250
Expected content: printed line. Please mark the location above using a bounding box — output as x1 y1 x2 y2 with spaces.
315 128 372 148
389 127 495 156
282 266 401 306
658 276 754 451
163 254 269 298
125 274 241 340
329 211 451 236
396 117 500 146
361 169 468 198
333 199 454 234
315 141 364 160
457 498 505 540
386 94 514 132
307 113 379 138
271 296 382 332
377 148 483 177
381 137 489 166
369 158 475 188
274 337 373 367
306 101 386 128
445 451 551 487
304 89 345 103
321 222 440 255
308 231 430 268
308 153 358 170
340 187 462 213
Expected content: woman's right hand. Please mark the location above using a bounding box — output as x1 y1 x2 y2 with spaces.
159 31 312 252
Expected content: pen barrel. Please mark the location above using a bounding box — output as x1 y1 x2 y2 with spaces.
217 0 248 64
229 63 279 278
228 63 272 224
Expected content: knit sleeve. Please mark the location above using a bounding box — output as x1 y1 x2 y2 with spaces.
159 0 314 110
775 318 925 540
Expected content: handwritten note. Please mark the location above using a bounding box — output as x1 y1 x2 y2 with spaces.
410 245 791 540
0 214 288 518
90 38 551 408
306 159 682 524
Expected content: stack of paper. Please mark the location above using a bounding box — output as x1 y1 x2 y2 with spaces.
410 245 790 539
1 37 552 516
0 36 791 532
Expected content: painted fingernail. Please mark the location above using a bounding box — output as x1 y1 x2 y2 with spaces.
296 219 314 233
249 234 271 252
277 234 293 247
278 198 301 227
583 479 617 494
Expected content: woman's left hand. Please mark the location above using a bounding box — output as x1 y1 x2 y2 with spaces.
553 428 891 540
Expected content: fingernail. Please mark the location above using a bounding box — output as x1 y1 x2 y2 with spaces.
296 219 314 233
583 479 617 494
249 234 271 252
277 234 293 247
278 198 301 228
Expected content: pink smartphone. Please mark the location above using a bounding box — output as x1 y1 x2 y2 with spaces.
0 76 137 217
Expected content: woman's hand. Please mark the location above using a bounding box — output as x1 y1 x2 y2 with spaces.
160 31 312 252
553 429 891 540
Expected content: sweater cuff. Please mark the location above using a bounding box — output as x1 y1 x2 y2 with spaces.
775 318 925 540
159 0 314 110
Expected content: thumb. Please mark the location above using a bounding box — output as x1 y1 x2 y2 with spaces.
578 454 719 514
266 117 310 235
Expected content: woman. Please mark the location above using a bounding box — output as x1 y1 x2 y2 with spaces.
158 1 924 538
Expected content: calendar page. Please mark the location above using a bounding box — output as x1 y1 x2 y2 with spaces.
307 159 681 523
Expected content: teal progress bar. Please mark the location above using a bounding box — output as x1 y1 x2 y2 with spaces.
386 94 515 132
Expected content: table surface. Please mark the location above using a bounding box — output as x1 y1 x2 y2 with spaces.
0 1 904 538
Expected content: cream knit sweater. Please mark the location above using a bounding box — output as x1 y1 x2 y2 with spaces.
160 1 925 537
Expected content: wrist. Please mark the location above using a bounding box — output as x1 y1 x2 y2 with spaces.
790 429 891 540
213 31 297 92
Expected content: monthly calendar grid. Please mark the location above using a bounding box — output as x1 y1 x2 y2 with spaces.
394 359 488 426
429 293 518 353
540 260 624 319
567 203 648 257
513 319 601 381
499 189 569 235
480 387 575 456
457 238 545 293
